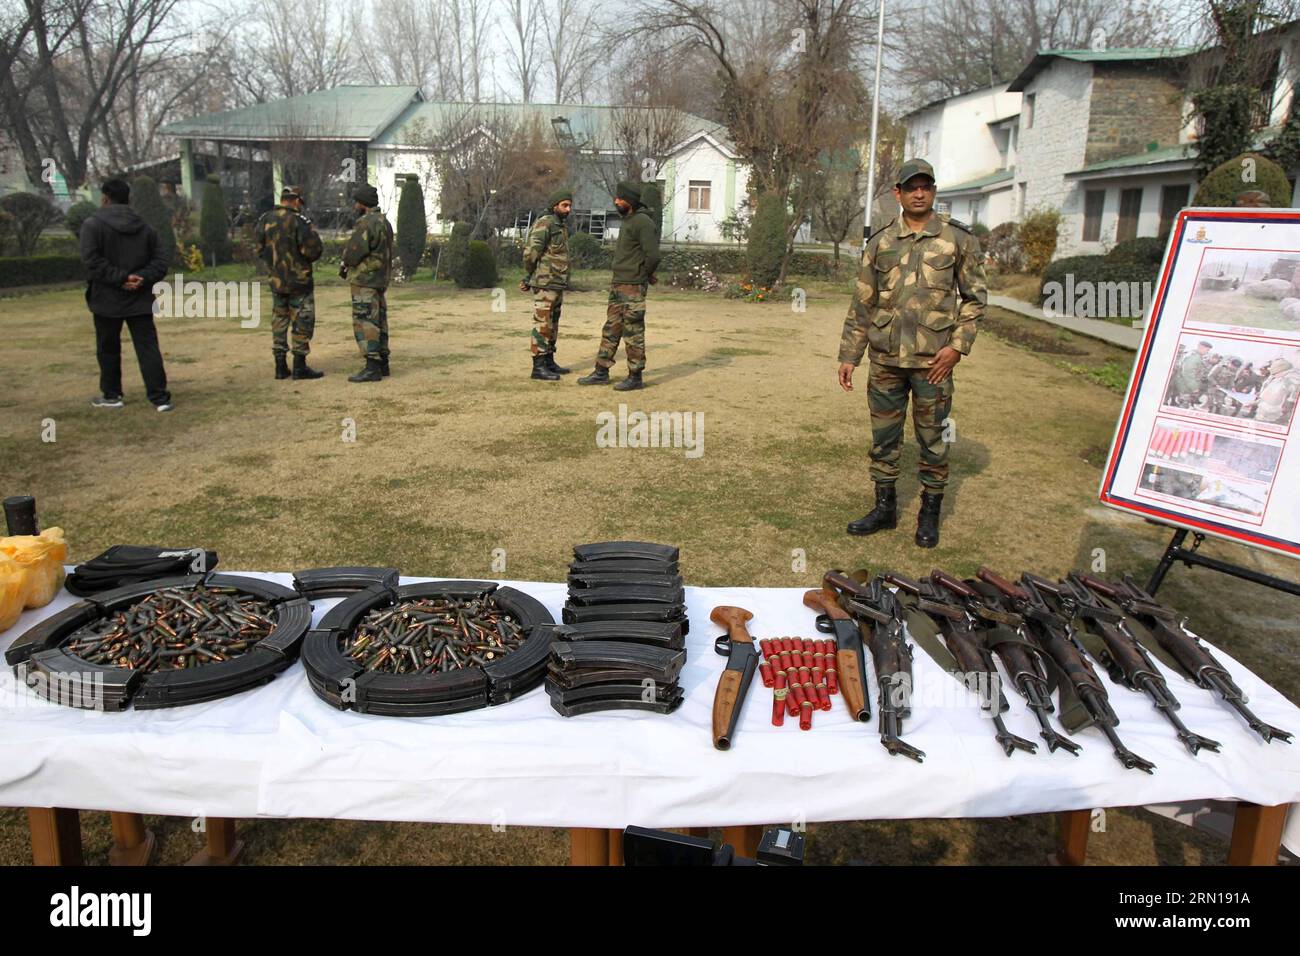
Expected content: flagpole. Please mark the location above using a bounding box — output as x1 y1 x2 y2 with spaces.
863 0 886 240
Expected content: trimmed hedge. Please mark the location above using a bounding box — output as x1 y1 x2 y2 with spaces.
1106 237 1166 265
1038 254 1160 313
0 255 84 288
460 240 499 288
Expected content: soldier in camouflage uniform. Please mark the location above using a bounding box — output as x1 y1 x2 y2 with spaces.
1208 357 1242 415
837 158 986 549
1169 340 1211 406
1253 357 1300 424
341 184 394 383
578 181 660 391
522 188 573 381
254 185 325 380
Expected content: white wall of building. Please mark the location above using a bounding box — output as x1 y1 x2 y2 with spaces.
1057 171 1197 257
663 137 746 244
904 85 1021 186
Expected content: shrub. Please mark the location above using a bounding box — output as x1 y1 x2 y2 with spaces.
198 174 232 265
1106 237 1166 266
0 192 62 256
441 221 471 281
970 222 990 239
493 238 525 269
0 254 84 288
1017 207 1061 275
1192 152 1290 207
568 231 609 269
460 239 499 288
0 209 12 255
984 221 1022 272
131 175 176 267
746 191 788 288
181 244 204 273
396 175 427 279
1038 253 1161 322
65 200 98 239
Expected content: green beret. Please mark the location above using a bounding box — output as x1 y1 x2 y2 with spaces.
548 188 573 208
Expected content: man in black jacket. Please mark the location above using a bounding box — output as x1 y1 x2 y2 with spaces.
80 178 173 410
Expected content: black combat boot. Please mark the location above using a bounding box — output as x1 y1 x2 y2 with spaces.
613 371 644 391
546 352 571 374
532 354 560 381
915 491 943 549
348 357 383 383
292 354 324 380
274 352 290 380
577 366 610 385
846 483 897 536
380 355 390 377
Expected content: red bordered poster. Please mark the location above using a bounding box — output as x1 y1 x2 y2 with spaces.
1099 208 1300 559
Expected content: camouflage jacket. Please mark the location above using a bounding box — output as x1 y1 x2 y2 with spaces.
342 208 394 289
254 204 323 294
838 213 986 369
523 213 569 290
1173 351 1208 394
1256 368 1300 424
1208 363 1238 391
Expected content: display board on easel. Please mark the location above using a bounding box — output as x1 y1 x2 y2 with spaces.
1100 207 1300 565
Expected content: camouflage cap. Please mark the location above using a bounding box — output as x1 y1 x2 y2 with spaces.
615 181 642 205
353 184 379 207
549 187 574 208
896 158 936 186
280 185 304 201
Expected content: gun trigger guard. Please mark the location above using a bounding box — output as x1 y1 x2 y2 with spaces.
814 614 834 634
714 634 732 657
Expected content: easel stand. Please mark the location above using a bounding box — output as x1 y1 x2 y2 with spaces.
1146 526 1300 598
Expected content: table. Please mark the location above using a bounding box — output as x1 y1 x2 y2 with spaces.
4 575 1298 865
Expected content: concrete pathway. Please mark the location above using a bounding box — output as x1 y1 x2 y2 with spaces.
988 294 1143 351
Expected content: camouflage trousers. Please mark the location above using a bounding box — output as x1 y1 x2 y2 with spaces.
595 283 647 373
531 289 563 356
351 285 389 358
271 291 316 356
867 362 954 491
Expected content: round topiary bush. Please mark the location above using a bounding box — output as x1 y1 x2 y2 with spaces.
441 221 471 282
1192 152 1290 207
396 174 427 279
65 200 98 239
460 239 499 288
199 174 232 265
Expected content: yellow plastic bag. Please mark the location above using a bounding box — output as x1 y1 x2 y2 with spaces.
0 555 23 633
0 527 68 610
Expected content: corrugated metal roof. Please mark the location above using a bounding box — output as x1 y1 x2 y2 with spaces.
160 86 423 141
1007 46 1194 92
941 168 1016 194
370 101 731 152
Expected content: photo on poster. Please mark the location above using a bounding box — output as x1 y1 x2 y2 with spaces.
1160 332 1300 431
1183 247 1300 337
1137 420 1283 519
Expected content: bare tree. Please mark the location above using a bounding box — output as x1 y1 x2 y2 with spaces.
351 0 446 94
251 0 354 99
446 0 492 101
893 0 1179 102
538 0 603 102
502 0 543 102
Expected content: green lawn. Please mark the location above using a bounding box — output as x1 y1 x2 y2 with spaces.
0 270 1294 865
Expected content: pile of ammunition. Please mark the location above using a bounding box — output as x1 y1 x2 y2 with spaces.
342 594 526 675
63 585 276 673
547 541 687 716
760 638 840 731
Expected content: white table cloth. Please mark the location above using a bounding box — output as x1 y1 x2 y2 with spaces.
2 574 1297 853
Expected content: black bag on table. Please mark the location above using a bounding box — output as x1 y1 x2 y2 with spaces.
64 545 219 597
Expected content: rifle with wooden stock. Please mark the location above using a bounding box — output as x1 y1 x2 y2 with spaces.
1077 574 1292 745
801 588 870 722
885 571 1036 757
822 570 924 762
926 569 1080 755
1057 572 1220 755
978 567 1155 773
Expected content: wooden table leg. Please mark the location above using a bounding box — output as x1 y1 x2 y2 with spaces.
1049 809 1090 866
569 827 611 866
722 825 763 860
108 812 156 866
1227 802 1287 866
27 808 83 866
186 817 244 866
607 828 625 865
